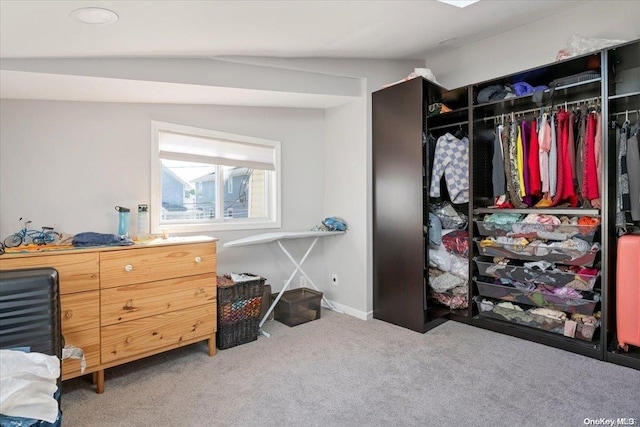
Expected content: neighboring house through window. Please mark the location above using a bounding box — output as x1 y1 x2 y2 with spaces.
150 121 281 233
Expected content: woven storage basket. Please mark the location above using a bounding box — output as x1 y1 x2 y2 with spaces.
217 274 265 305
216 274 265 349
216 317 261 349
219 296 262 323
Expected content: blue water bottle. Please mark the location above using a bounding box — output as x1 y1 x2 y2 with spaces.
115 206 130 237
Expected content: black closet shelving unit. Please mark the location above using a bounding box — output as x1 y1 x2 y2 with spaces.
372 40 639 369
469 49 608 360
604 40 640 371
372 77 471 333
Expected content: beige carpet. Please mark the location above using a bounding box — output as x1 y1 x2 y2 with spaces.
61 311 640 427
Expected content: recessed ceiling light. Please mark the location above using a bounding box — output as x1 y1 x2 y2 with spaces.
69 7 119 25
437 0 480 8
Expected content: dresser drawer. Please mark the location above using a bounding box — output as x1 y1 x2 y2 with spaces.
101 274 216 326
99 242 216 288
0 252 100 294
61 290 100 334
61 328 100 380
101 305 216 364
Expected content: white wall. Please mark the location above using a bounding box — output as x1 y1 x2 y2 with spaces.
0 56 422 320
217 57 424 318
426 1 640 89
0 99 328 289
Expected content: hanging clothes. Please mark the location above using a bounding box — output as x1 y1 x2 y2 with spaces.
492 124 506 198
619 120 631 210
626 124 640 221
516 122 526 198
594 112 602 191
426 133 437 185
552 109 578 207
538 113 551 194
575 105 587 203
527 118 542 197
549 113 558 198
429 132 469 204
616 122 627 232
567 110 577 185
508 120 526 208
501 124 521 208
520 119 532 206
583 112 599 202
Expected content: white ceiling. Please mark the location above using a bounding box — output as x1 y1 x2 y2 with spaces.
0 0 587 60
0 0 589 107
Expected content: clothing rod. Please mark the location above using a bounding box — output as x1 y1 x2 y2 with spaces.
428 120 469 131
610 110 640 118
476 96 601 122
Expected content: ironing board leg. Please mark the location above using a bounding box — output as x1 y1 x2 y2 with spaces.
277 239 344 313
259 236 339 336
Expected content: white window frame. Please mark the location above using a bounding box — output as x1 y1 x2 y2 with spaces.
150 121 281 234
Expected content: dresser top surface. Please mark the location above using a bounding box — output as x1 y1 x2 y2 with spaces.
0 235 217 259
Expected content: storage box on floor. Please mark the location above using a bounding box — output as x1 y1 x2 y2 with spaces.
273 287 322 327
216 274 265 349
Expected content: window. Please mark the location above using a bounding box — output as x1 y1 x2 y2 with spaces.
151 121 281 233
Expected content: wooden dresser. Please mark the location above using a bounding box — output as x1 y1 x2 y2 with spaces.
0 236 217 393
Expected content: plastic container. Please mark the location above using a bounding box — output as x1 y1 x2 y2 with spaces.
137 204 149 240
473 256 599 290
474 277 598 315
273 287 322 327
115 206 130 237
474 238 599 267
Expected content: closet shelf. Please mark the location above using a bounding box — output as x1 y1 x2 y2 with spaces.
427 108 469 129
473 78 601 109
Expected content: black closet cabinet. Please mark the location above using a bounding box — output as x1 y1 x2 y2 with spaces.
372 77 469 333
604 40 640 371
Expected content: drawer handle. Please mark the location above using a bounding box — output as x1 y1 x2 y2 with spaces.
194 256 202 263
65 310 73 319
197 287 205 294
124 264 134 272
125 337 133 344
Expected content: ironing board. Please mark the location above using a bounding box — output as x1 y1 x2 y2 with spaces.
223 230 345 337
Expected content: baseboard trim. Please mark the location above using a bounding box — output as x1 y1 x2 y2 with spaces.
322 299 370 321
